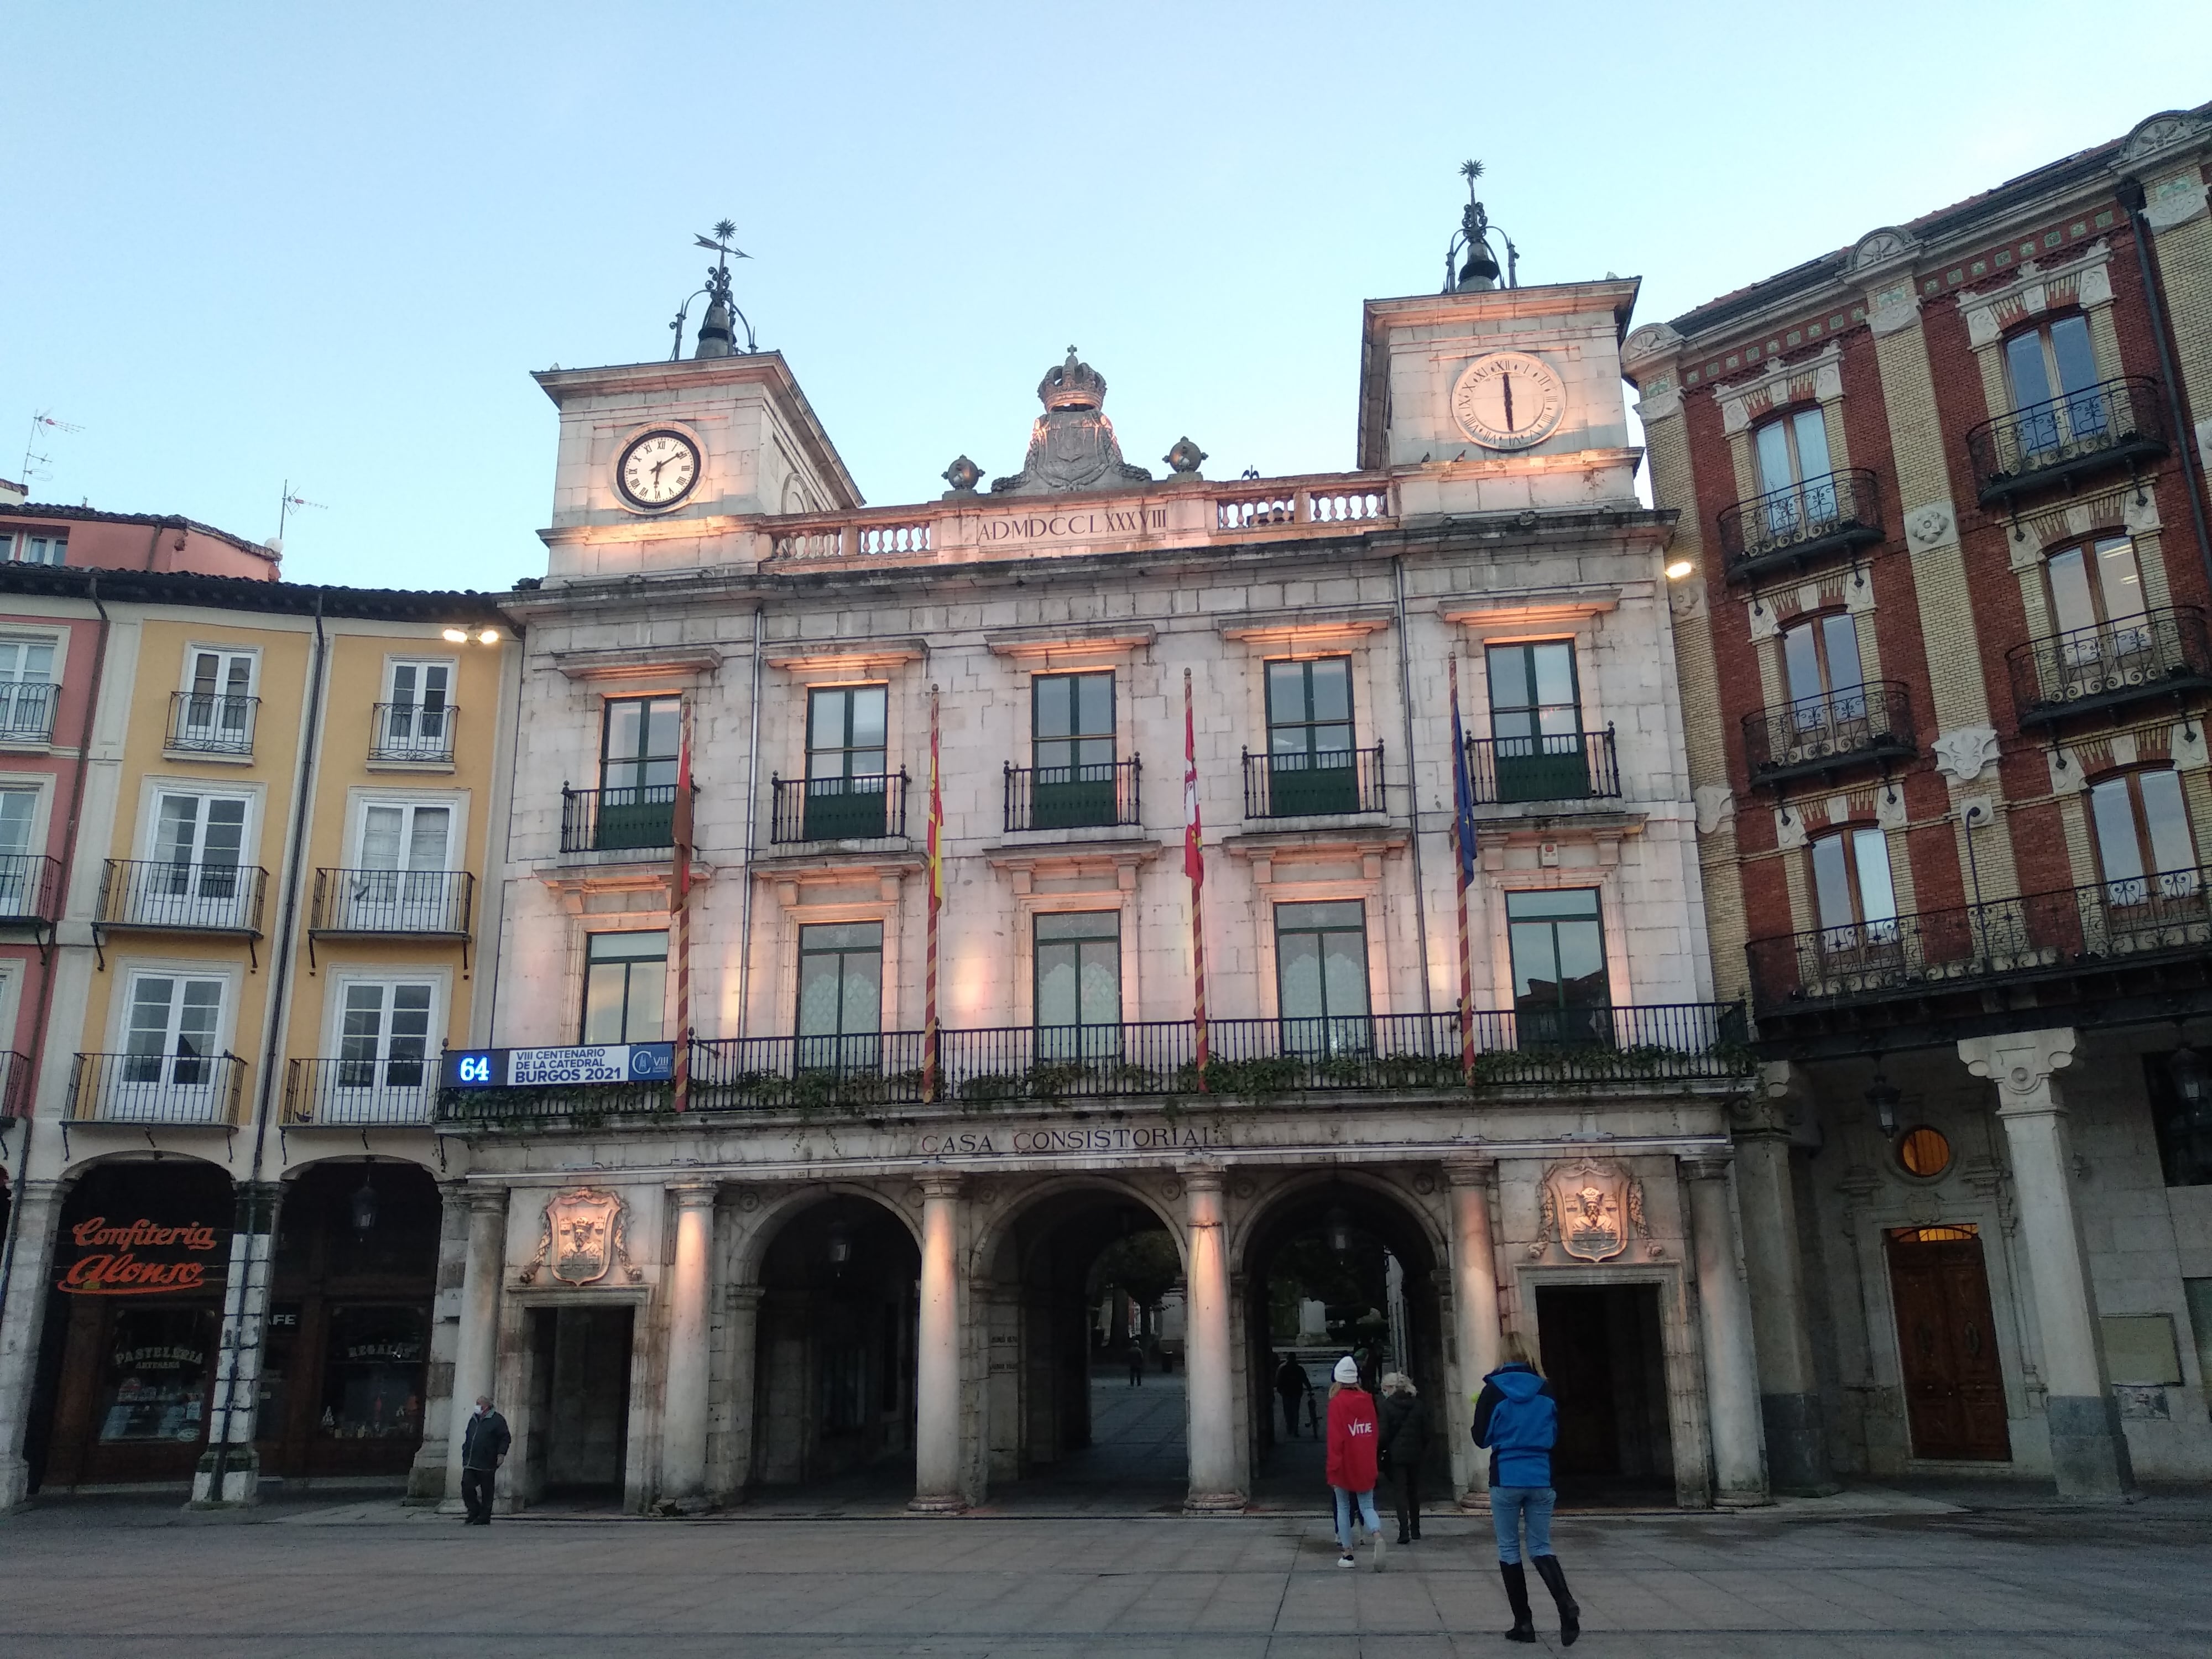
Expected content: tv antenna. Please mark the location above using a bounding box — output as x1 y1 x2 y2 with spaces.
20 410 83 488
275 479 327 546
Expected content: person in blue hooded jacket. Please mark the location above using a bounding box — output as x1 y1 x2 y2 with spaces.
1472 1333 1579 1646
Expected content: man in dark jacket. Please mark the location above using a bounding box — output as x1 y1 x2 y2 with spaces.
1274 1354 1308 1438
460 1394 512 1525
1377 1373 1427 1543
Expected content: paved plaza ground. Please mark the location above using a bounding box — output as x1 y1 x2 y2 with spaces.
4 1383 2208 1656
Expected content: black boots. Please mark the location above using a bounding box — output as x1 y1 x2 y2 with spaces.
1532 1553 1580 1647
1499 1562 1536 1642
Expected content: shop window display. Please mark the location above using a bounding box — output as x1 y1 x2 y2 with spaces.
98 1308 214 1444
319 1306 427 1441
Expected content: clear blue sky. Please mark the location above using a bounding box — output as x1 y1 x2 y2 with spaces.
8 3 2208 592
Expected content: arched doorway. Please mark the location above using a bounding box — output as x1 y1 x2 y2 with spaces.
1238 1177 1451 1511
747 1192 921 1498
975 1182 1187 1509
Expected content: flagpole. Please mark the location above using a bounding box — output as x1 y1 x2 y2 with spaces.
922 685 943 1104
1449 655 1475 1084
1185 668 1208 1092
671 706 695 1112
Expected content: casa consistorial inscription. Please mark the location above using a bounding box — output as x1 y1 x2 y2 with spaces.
915 1121 1230 1159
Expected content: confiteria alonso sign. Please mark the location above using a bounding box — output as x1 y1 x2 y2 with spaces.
56 1217 227 1296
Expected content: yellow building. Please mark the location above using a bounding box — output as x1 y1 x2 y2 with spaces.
0 565 518 1505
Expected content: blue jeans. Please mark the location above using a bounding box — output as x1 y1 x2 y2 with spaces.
1333 1485 1381 1549
1490 1484 1556 1563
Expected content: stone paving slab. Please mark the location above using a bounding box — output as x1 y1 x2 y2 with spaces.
3 1498 2208 1657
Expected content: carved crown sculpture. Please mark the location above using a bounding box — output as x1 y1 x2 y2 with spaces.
1040 346 1107 411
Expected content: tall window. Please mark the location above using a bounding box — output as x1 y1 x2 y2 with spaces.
1811 828 1899 961
805 685 889 839
1035 910 1120 1058
2046 537 2151 681
380 659 453 758
597 696 680 849
1265 658 1357 814
122 973 225 1088
1752 407 1837 541
1032 671 1116 828
2005 315 2105 453
1505 889 1610 1040
1274 900 1370 1053
2090 769 2198 909
581 931 666 1044
0 637 56 741
1486 642 1586 801
0 788 36 915
337 980 435 1091
797 921 884 1070
145 791 249 925
179 649 255 752
343 800 454 928
1780 612 1867 746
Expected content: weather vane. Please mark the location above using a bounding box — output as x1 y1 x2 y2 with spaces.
1444 160 1519 293
670 219 757 359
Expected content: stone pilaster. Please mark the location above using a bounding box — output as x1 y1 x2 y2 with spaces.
0 1179 69 1510
1683 1155 1770 1506
1736 1067 1837 1495
719 1284 764 1499
445 1187 509 1510
192 1181 282 1507
659 1180 717 1507
909 1175 966 1512
1443 1157 1501 1507
1181 1166 1243 1512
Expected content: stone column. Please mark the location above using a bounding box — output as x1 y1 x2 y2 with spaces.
1684 1155 1768 1505
722 1284 764 1496
193 1180 284 1506
1736 1067 1836 1495
0 1178 69 1509
1444 1157 1502 1507
1182 1166 1242 1511
445 1187 509 1506
1960 1028 2133 1499
910 1175 966 1512
659 1181 716 1508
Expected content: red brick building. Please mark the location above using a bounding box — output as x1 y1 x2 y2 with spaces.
1626 105 2212 1498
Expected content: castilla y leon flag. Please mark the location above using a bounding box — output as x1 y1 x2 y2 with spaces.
671 708 695 1110
1184 668 1208 1089
1449 655 1478 1082
922 685 945 1102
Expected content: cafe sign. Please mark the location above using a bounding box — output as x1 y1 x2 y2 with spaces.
58 1216 228 1296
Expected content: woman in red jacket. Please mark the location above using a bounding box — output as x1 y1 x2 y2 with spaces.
1325 1354 1386 1571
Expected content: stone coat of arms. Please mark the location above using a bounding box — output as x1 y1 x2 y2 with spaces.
1532 1159 1645 1262
524 1187 632 1286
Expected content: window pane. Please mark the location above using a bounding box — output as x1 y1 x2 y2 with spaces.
1266 661 1307 725
1820 614 1864 693
405 807 451 870
1036 910 1119 942
1553 919 1608 1003
1851 828 1898 924
1507 922 1561 1003
1035 941 1078 1027
1754 419 1794 495
1308 660 1350 722
1319 930 1370 1019
840 948 883 1036
128 978 176 1053
1530 644 1576 708
2093 538 2147 628
850 686 887 749
1811 834 1855 931
2006 331 2054 409
1505 889 1600 922
2049 314 2098 397
1277 931 1324 1019
1074 673 1112 738
809 689 848 753
2047 548 2096 634
2091 778 2146 885
1486 646 1533 713
1277 900 1365 931
588 930 669 963
1077 941 1119 1025
581 964 631 1043
1035 676 1071 739
1782 622 1824 704
802 921 883 952
1791 408 1832 481
361 806 403 870
0 790 33 855
158 796 199 863
2138 770 2195 875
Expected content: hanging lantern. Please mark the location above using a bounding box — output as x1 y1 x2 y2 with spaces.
1324 1206 1353 1256
350 1168 379 1234
1864 1072 1901 1138
826 1219 853 1268
2169 1044 2212 1129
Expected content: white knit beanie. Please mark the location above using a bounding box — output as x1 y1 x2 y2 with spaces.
1333 1355 1360 1385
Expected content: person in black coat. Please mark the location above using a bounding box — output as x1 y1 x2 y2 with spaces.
1274 1354 1308 1438
1376 1373 1428 1543
460 1394 512 1525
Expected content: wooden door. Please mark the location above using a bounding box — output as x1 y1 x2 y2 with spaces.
1886 1229 2011 1461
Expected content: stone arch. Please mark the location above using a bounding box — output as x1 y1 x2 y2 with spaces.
967 1171 1187 1284
56 1144 233 1186
729 1179 921 1286
1228 1166 1448 1280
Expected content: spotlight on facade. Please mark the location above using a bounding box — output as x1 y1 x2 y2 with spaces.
1665 558 1695 580
826 1219 853 1268
477 628 501 645
351 1169 379 1233
1324 1206 1353 1256
1865 1072 1901 1138
440 627 468 643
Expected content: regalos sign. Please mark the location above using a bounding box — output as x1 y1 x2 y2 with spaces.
56 1216 228 1296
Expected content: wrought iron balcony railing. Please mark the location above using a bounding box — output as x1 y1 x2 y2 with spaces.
310 867 474 935
1966 375 2167 506
1717 468 1883 582
1465 727 1621 805
0 681 58 744
70 1050 246 1124
0 1050 30 1122
560 784 682 855
1743 681 1915 786
1747 863 2212 1012
97 859 268 935
435 1003 1750 1124
0 853 62 925
770 770 909 846
284 1056 436 1125
2006 607 2212 729
166 692 259 757
1241 745 1386 819
1004 758 1142 833
369 701 457 764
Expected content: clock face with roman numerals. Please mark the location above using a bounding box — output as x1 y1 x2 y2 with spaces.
616 429 701 509
1450 352 1566 451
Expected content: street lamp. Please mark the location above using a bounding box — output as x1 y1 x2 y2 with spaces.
351 1166 378 1234
1865 1071 1901 1138
2168 1041 2210 1124
1324 1206 1353 1256
826 1219 853 1269
441 626 503 646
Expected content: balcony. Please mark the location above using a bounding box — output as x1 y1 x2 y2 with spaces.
0 853 62 929
166 692 258 758
1242 745 1386 819
2007 607 2212 730
310 867 474 936
1966 375 2168 507
283 1056 435 1126
1465 728 1621 805
70 1051 246 1125
1747 864 2212 1043
1743 682 1916 787
560 784 681 855
97 859 267 936
770 771 910 847
0 681 58 745
1717 468 1884 584
435 1003 1750 1125
1004 758 1142 833
369 701 457 764
0 1050 30 1122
